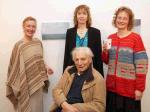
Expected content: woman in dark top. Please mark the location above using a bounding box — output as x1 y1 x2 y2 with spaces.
63 4 103 76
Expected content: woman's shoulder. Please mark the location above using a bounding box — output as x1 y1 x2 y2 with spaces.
14 39 23 48
67 27 76 32
130 32 141 38
89 27 100 32
129 32 143 43
108 33 117 39
10 40 24 53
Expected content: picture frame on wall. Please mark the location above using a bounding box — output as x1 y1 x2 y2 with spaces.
133 19 141 34
41 22 69 40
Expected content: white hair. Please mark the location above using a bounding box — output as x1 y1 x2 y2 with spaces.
71 47 94 61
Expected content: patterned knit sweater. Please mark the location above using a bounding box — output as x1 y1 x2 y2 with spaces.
102 32 148 98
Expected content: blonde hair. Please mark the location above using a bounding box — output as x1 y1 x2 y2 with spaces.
73 4 92 28
112 6 134 31
22 16 37 27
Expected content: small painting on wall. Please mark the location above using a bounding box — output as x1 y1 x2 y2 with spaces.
41 22 69 40
133 19 141 34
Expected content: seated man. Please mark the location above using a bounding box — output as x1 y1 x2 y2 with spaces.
50 47 106 112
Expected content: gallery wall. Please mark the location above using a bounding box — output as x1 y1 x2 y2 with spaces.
0 0 150 112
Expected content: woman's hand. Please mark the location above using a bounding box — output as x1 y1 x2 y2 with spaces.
102 42 108 53
45 64 54 75
135 90 143 100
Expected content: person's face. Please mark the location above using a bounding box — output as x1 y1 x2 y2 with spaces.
115 11 129 30
74 52 92 74
77 8 88 25
23 20 36 38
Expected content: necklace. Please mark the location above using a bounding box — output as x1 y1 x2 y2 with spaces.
76 32 88 47
77 28 88 38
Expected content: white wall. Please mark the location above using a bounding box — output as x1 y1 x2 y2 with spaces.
0 0 150 112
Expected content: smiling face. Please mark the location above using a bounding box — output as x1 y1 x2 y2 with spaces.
115 11 129 30
77 8 88 25
23 20 36 39
113 7 134 31
74 51 92 74
74 5 91 27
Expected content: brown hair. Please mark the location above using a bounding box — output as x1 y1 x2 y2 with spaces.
22 16 37 27
74 5 92 28
112 6 134 31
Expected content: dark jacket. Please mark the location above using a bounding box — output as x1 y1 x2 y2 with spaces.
63 27 104 76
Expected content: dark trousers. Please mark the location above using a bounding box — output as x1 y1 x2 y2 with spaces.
106 91 141 112
56 107 62 112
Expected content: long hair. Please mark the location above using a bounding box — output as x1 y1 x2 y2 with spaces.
73 4 92 28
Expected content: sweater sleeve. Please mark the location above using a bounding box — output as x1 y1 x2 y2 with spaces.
102 51 109 64
134 35 148 92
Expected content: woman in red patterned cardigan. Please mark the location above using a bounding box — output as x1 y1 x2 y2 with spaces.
102 6 148 112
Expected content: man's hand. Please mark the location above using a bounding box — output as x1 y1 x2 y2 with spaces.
61 101 79 112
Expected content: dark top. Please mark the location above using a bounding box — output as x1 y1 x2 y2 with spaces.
63 27 104 76
66 73 87 104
